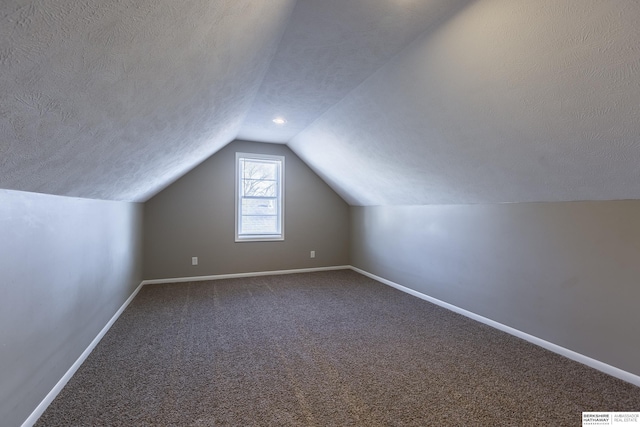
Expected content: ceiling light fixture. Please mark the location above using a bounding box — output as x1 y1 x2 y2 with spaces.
272 117 287 125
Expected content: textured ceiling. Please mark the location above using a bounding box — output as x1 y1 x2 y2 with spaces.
0 0 296 201
2 0 640 205
290 0 640 205
237 0 470 143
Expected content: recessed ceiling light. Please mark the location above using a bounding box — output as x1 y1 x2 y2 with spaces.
272 117 287 125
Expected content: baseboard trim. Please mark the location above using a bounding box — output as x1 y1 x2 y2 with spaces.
350 266 640 388
21 281 146 427
141 265 351 285
24 265 639 427
23 265 350 425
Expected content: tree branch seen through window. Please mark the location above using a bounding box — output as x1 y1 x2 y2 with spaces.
236 153 284 241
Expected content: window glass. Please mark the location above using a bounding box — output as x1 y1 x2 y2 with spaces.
236 153 284 241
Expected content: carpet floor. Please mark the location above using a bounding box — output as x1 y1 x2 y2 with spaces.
36 270 640 426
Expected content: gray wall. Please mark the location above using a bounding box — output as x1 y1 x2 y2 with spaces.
0 189 144 427
144 140 349 279
351 202 640 377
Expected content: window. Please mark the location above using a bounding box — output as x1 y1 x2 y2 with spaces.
235 153 284 241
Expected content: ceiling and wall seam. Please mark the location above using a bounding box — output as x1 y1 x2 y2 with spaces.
2 1 640 206
288 1 640 206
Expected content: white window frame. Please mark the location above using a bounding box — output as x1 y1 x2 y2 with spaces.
235 152 285 242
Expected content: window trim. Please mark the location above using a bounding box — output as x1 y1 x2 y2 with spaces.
235 152 285 242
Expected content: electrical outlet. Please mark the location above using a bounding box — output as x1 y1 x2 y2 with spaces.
192 256 198 266
310 250 315 259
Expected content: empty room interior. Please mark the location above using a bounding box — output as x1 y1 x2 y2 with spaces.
2 0 640 425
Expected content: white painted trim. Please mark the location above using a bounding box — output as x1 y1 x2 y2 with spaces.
141 265 351 285
349 266 640 388
21 281 146 427
235 152 285 242
22 266 350 426
26 264 638 427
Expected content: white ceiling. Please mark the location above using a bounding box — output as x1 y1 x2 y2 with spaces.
237 0 469 143
0 0 296 201
2 0 640 205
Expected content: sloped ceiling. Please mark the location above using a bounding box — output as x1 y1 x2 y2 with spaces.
290 0 640 205
237 0 469 143
2 0 640 205
0 0 296 201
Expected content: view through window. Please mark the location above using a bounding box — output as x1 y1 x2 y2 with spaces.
235 153 284 241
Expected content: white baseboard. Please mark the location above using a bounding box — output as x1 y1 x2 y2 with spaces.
21 281 145 427
141 265 351 285
24 265 639 427
349 266 640 388
22 265 350 426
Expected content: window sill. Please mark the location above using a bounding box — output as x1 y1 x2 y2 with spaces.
235 236 284 243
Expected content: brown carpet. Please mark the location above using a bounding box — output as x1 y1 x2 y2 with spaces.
36 270 640 426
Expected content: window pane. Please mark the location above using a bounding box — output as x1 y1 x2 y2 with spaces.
242 160 277 181
236 153 284 240
240 215 278 235
241 198 277 216
242 179 277 197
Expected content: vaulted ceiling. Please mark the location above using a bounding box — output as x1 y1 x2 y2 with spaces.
2 0 640 205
